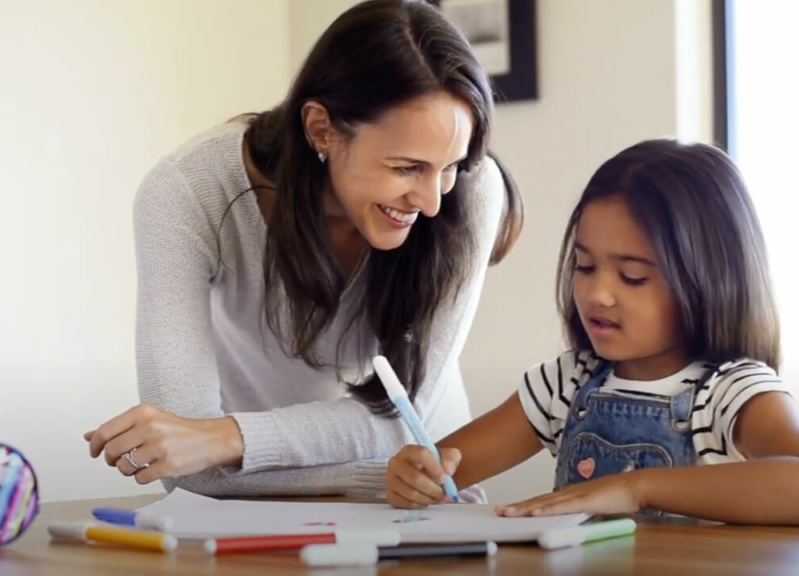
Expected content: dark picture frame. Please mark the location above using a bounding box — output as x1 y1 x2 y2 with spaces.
431 0 538 102
712 0 731 151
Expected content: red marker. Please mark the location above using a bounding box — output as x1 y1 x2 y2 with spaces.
203 529 400 555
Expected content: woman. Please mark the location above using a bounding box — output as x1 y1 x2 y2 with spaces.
85 0 523 498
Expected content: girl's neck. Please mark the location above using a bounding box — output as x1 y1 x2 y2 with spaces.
613 347 691 381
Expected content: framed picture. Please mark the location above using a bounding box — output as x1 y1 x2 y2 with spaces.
431 0 538 102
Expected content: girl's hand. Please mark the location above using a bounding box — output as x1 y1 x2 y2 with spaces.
386 445 461 509
84 403 244 484
495 471 646 517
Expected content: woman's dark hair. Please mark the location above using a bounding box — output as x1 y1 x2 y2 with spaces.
242 0 523 414
556 139 780 370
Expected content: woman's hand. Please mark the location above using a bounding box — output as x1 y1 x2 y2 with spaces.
386 445 462 509
84 403 244 484
495 472 645 517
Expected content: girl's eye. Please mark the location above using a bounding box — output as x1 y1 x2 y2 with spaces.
620 274 648 286
574 264 595 274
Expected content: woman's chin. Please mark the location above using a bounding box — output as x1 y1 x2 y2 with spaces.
365 228 412 251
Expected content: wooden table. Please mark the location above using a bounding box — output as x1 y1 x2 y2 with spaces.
3 494 799 575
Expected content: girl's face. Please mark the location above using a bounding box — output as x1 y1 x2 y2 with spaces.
572 195 688 380
323 91 474 251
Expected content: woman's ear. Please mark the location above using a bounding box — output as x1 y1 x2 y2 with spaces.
301 101 333 157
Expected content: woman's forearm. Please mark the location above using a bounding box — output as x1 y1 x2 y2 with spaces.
165 458 389 499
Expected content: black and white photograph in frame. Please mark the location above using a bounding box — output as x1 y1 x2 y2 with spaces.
431 0 538 102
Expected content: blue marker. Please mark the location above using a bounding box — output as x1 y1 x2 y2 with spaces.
373 355 459 503
92 507 174 532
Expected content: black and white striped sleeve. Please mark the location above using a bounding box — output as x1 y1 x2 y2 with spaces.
517 352 582 456
692 359 794 463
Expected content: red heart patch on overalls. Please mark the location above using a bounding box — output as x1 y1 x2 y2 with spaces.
577 457 595 479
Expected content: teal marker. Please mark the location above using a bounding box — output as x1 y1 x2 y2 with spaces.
538 518 636 549
373 355 459 503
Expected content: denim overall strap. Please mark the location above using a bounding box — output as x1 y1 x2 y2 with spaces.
571 361 614 416
671 364 717 428
671 385 695 430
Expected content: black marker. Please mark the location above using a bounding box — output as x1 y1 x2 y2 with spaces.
301 541 498 566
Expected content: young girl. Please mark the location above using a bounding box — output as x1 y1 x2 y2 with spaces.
386 139 799 524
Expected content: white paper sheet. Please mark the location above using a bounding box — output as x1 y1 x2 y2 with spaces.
138 489 590 543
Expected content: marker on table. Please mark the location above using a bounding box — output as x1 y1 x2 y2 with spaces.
301 541 498 567
372 355 459 503
203 529 400 555
538 518 636 550
48 520 178 553
92 507 174 532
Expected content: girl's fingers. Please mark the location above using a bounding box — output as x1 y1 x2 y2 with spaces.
438 447 462 476
392 459 446 502
387 488 427 510
496 498 541 517
388 460 443 507
499 497 589 517
390 480 439 507
530 499 584 516
399 446 448 485
496 490 574 517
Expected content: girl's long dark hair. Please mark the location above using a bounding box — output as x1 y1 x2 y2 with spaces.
556 139 780 370
242 0 523 414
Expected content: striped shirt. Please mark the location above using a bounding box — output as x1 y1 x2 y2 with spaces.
518 351 793 464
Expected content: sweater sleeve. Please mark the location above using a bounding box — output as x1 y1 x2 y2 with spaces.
134 157 502 496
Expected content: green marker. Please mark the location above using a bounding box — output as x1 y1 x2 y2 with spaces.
538 518 636 550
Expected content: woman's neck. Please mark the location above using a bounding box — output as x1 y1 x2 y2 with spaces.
242 140 366 279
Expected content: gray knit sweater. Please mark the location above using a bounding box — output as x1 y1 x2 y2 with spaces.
133 122 504 499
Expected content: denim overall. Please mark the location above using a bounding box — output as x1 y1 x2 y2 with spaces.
554 361 713 511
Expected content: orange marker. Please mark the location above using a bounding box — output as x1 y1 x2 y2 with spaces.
48 520 177 552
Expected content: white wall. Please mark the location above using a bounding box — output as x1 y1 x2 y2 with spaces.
0 0 289 502
288 0 711 504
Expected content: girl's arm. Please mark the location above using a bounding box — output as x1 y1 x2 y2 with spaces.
441 392 545 488
386 351 583 508
499 391 799 525
386 392 544 508
636 391 799 524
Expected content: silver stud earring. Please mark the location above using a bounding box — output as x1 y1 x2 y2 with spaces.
317 151 327 164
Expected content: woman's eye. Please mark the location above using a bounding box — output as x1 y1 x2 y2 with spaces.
394 165 420 175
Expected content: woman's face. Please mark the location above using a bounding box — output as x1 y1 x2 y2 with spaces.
323 91 474 251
